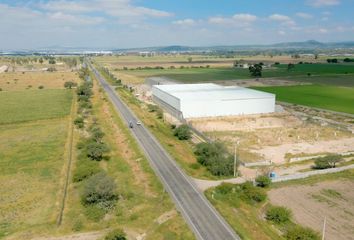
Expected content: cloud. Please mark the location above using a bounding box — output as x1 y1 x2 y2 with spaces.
40 0 173 19
278 30 286 35
307 0 340 7
232 13 257 23
296 12 313 19
208 13 257 27
269 14 296 26
172 18 196 26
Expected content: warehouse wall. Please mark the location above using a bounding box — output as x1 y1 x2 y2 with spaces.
180 97 275 118
152 86 180 110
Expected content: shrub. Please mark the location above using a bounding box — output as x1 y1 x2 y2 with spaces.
38 85 44 89
215 183 234 195
81 172 117 209
86 141 109 161
73 160 101 182
195 142 236 176
240 182 266 203
89 125 105 142
105 228 127 240
72 219 83 231
64 81 77 89
74 116 84 128
266 206 292 224
255 175 272 188
84 205 106 222
173 124 191 140
285 225 320 240
0 88 2 91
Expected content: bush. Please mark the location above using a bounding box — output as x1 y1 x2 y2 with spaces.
105 228 127 240
285 225 320 240
81 172 117 209
89 125 105 142
173 124 191 140
73 160 101 182
266 206 292 224
64 81 77 89
86 141 109 161
215 183 234 195
38 85 44 89
240 182 266 203
195 142 236 176
255 175 272 188
84 205 106 222
74 116 84 128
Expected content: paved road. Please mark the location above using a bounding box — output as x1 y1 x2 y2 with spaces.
88 62 240 240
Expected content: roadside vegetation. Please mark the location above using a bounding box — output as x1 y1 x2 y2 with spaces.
62 66 195 239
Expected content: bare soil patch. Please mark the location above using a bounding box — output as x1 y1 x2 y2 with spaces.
269 180 354 240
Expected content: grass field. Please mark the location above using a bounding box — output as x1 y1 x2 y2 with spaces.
0 89 73 124
114 63 354 86
0 119 70 239
0 72 79 91
253 85 354 114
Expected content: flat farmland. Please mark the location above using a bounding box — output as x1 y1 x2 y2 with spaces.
0 89 73 124
253 85 354 114
0 119 69 238
112 63 354 86
0 72 79 91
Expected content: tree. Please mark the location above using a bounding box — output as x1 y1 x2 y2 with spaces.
187 57 193 63
105 228 127 240
64 81 77 89
81 172 117 209
39 58 44 64
255 175 272 188
90 126 105 142
249 64 262 77
285 226 320 240
49 58 56 64
86 141 109 161
74 117 84 128
287 63 295 71
195 142 236 176
313 154 342 169
173 124 191 140
266 206 292 224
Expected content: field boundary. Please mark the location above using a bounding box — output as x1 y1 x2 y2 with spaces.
278 101 354 118
56 91 76 226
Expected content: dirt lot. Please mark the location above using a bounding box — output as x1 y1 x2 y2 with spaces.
190 111 354 163
269 180 354 240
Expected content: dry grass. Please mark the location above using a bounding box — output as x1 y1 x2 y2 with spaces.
0 119 70 238
0 71 79 91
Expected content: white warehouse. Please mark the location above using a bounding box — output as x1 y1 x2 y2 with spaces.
152 83 275 119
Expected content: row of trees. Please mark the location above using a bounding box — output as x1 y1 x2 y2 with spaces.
72 67 125 239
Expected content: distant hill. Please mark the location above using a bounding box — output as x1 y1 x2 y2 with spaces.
2 40 354 55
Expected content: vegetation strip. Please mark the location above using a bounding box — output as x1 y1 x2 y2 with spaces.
56 94 76 226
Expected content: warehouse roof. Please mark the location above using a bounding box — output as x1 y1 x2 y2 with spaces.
153 83 275 101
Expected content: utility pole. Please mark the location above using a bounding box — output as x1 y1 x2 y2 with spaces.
234 141 239 177
322 216 326 240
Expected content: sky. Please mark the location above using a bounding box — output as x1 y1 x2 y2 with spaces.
0 0 354 50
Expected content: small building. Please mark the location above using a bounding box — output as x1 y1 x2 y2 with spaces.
152 83 275 119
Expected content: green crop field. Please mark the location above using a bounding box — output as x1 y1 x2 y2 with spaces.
253 85 354 114
0 89 73 124
118 63 354 85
